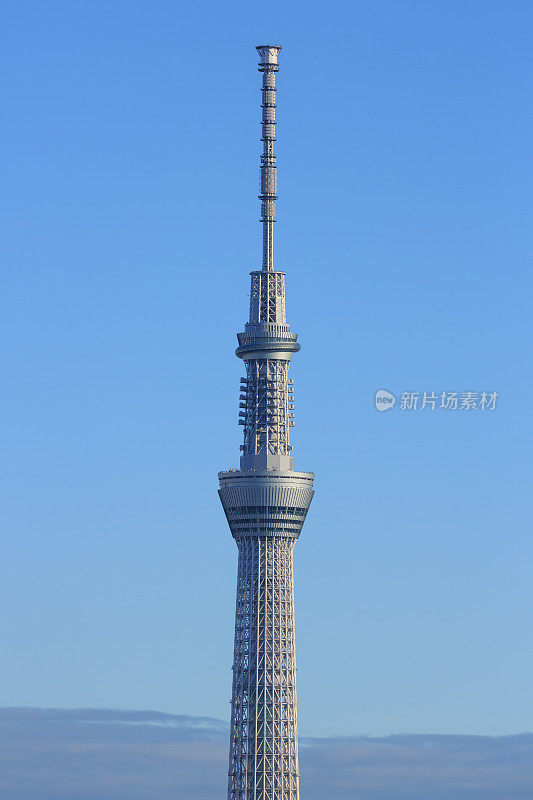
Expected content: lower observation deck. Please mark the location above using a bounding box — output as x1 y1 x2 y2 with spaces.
218 469 315 540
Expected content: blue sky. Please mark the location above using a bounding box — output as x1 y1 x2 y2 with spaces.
1 0 532 740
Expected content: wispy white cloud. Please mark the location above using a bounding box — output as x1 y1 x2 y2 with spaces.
0 709 531 800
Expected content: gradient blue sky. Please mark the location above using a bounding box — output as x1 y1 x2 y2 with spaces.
1 0 532 738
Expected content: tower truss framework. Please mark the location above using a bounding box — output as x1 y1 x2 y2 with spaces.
219 45 314 800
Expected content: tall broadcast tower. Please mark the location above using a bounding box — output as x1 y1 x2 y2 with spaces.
218 45 314 800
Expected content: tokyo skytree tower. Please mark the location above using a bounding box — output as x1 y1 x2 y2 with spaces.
218 45 314 800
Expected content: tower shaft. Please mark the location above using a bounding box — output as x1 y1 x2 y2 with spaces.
229 536 298 798
219 46 314 800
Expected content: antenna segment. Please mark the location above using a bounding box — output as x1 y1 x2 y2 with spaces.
257 45 280 271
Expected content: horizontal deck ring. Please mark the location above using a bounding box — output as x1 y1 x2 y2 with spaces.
236 340 300 360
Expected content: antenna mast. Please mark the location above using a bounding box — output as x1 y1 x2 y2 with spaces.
257 45 281 271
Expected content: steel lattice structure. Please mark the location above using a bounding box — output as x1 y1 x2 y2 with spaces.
219 45 314 800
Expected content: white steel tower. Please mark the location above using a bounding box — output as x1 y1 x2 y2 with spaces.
219 45 314 800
